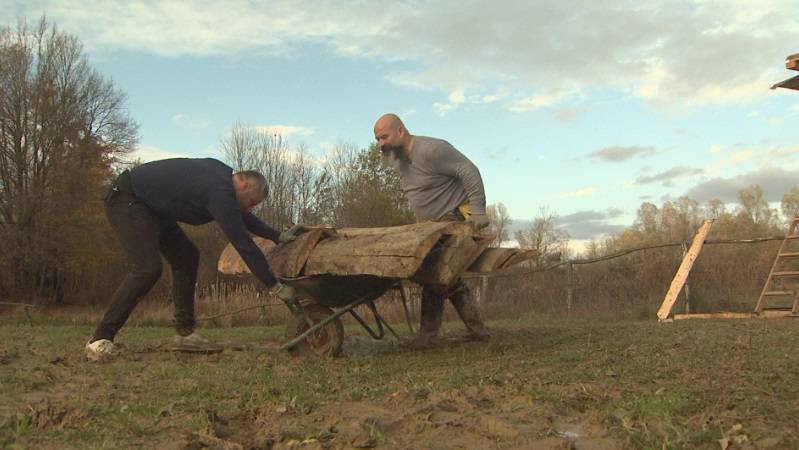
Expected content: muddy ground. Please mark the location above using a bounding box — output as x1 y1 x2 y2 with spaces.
1 317 798 449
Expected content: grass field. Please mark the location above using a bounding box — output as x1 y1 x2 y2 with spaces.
1 316 798 449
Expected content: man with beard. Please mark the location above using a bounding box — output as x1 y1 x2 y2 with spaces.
373 113 491 348
85 158 303 361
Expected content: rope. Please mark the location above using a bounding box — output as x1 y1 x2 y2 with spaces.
463 235 785 280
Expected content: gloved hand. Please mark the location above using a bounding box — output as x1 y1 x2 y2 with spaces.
467 213 490 230
278 224 310 244
274 282 297 302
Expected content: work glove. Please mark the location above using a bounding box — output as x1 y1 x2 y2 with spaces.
467 213 490 230
278 224 310 244
274 282 297 302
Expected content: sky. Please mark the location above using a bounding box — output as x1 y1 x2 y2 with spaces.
5 0 799 246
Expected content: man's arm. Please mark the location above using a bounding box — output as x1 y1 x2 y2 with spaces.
242 212 282 243
207 192 278 287
428 143 487 214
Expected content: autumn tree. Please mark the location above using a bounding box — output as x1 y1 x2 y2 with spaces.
781 187 799 222
329 144 414 227
0 17 138 303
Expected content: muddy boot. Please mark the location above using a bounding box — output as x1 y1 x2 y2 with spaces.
449 281 490 341
167 332 223 354
400 286 445 350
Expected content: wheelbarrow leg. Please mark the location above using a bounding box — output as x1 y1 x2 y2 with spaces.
398 282 415 334
348 300 400 341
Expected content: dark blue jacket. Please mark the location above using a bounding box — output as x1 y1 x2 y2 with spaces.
130 158 280 287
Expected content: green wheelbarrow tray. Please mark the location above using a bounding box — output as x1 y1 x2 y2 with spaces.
282 274 397 308
278 275 414 356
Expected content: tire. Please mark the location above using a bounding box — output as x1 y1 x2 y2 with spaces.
284 303 344 357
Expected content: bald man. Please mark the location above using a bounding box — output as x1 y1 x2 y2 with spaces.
374 113 490 348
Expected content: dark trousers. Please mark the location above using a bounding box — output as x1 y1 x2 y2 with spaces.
92 186 199 341
420 279 487 337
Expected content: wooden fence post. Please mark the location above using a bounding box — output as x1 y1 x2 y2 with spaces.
682 242 691 314
566 262 574 315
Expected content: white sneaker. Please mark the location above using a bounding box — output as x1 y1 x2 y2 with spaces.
168 332 223 354
85 339 115 361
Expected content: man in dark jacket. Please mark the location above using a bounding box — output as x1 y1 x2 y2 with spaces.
86 158 302 360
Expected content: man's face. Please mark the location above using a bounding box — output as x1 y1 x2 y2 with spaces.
235 182 265 212
374 123 403 156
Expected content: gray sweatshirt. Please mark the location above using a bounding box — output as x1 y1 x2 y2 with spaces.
395 136 487 221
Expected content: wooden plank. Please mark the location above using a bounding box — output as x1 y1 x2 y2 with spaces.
412 235 491 286
772 74 799 91
673 312 753 320
467 248 516 273
304 222 468 277
656 219 714 321
788 53 799 71
672 310 799 320
771 271 799 277
501 249 539 269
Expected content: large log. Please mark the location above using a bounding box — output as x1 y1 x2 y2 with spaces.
216 229 325 278
303 222 474 278
265 229 325 277
217 237 275 275
412 234 492 286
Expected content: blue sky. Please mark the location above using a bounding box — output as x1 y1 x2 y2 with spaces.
5 0 799 244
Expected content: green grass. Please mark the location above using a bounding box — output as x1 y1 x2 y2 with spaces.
1 317 798 449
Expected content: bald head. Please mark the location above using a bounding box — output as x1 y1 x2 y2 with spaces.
374 113 413 162
374 113 405 132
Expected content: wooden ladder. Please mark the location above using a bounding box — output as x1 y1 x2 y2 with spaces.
754 217 799 316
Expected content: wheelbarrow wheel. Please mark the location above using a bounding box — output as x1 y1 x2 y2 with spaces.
284 303 344 357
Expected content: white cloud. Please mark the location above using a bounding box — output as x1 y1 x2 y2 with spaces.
507 89 580 113
127 144 187 163
251 125 314 138
482 87 508 103
171 113 209 130
708 144 723 155
729 149 756 164
10 0 799 109
433 89 466 116
559 186 597 198
769 145 799 159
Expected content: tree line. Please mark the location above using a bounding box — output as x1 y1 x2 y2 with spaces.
2 17 796 308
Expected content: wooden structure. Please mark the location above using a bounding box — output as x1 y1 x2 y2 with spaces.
771 52 799 91
656 220 714 321
754 217 799 316
217 222 534 287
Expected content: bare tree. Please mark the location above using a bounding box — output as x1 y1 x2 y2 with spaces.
0 17 138 303
486 202 512 247
515 207 570 267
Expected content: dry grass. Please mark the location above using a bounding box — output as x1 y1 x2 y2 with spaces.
2 317 798 449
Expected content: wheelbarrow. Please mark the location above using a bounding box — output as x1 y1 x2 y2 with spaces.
278 274 416 356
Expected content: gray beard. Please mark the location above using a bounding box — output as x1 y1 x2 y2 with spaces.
382 146 406 170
